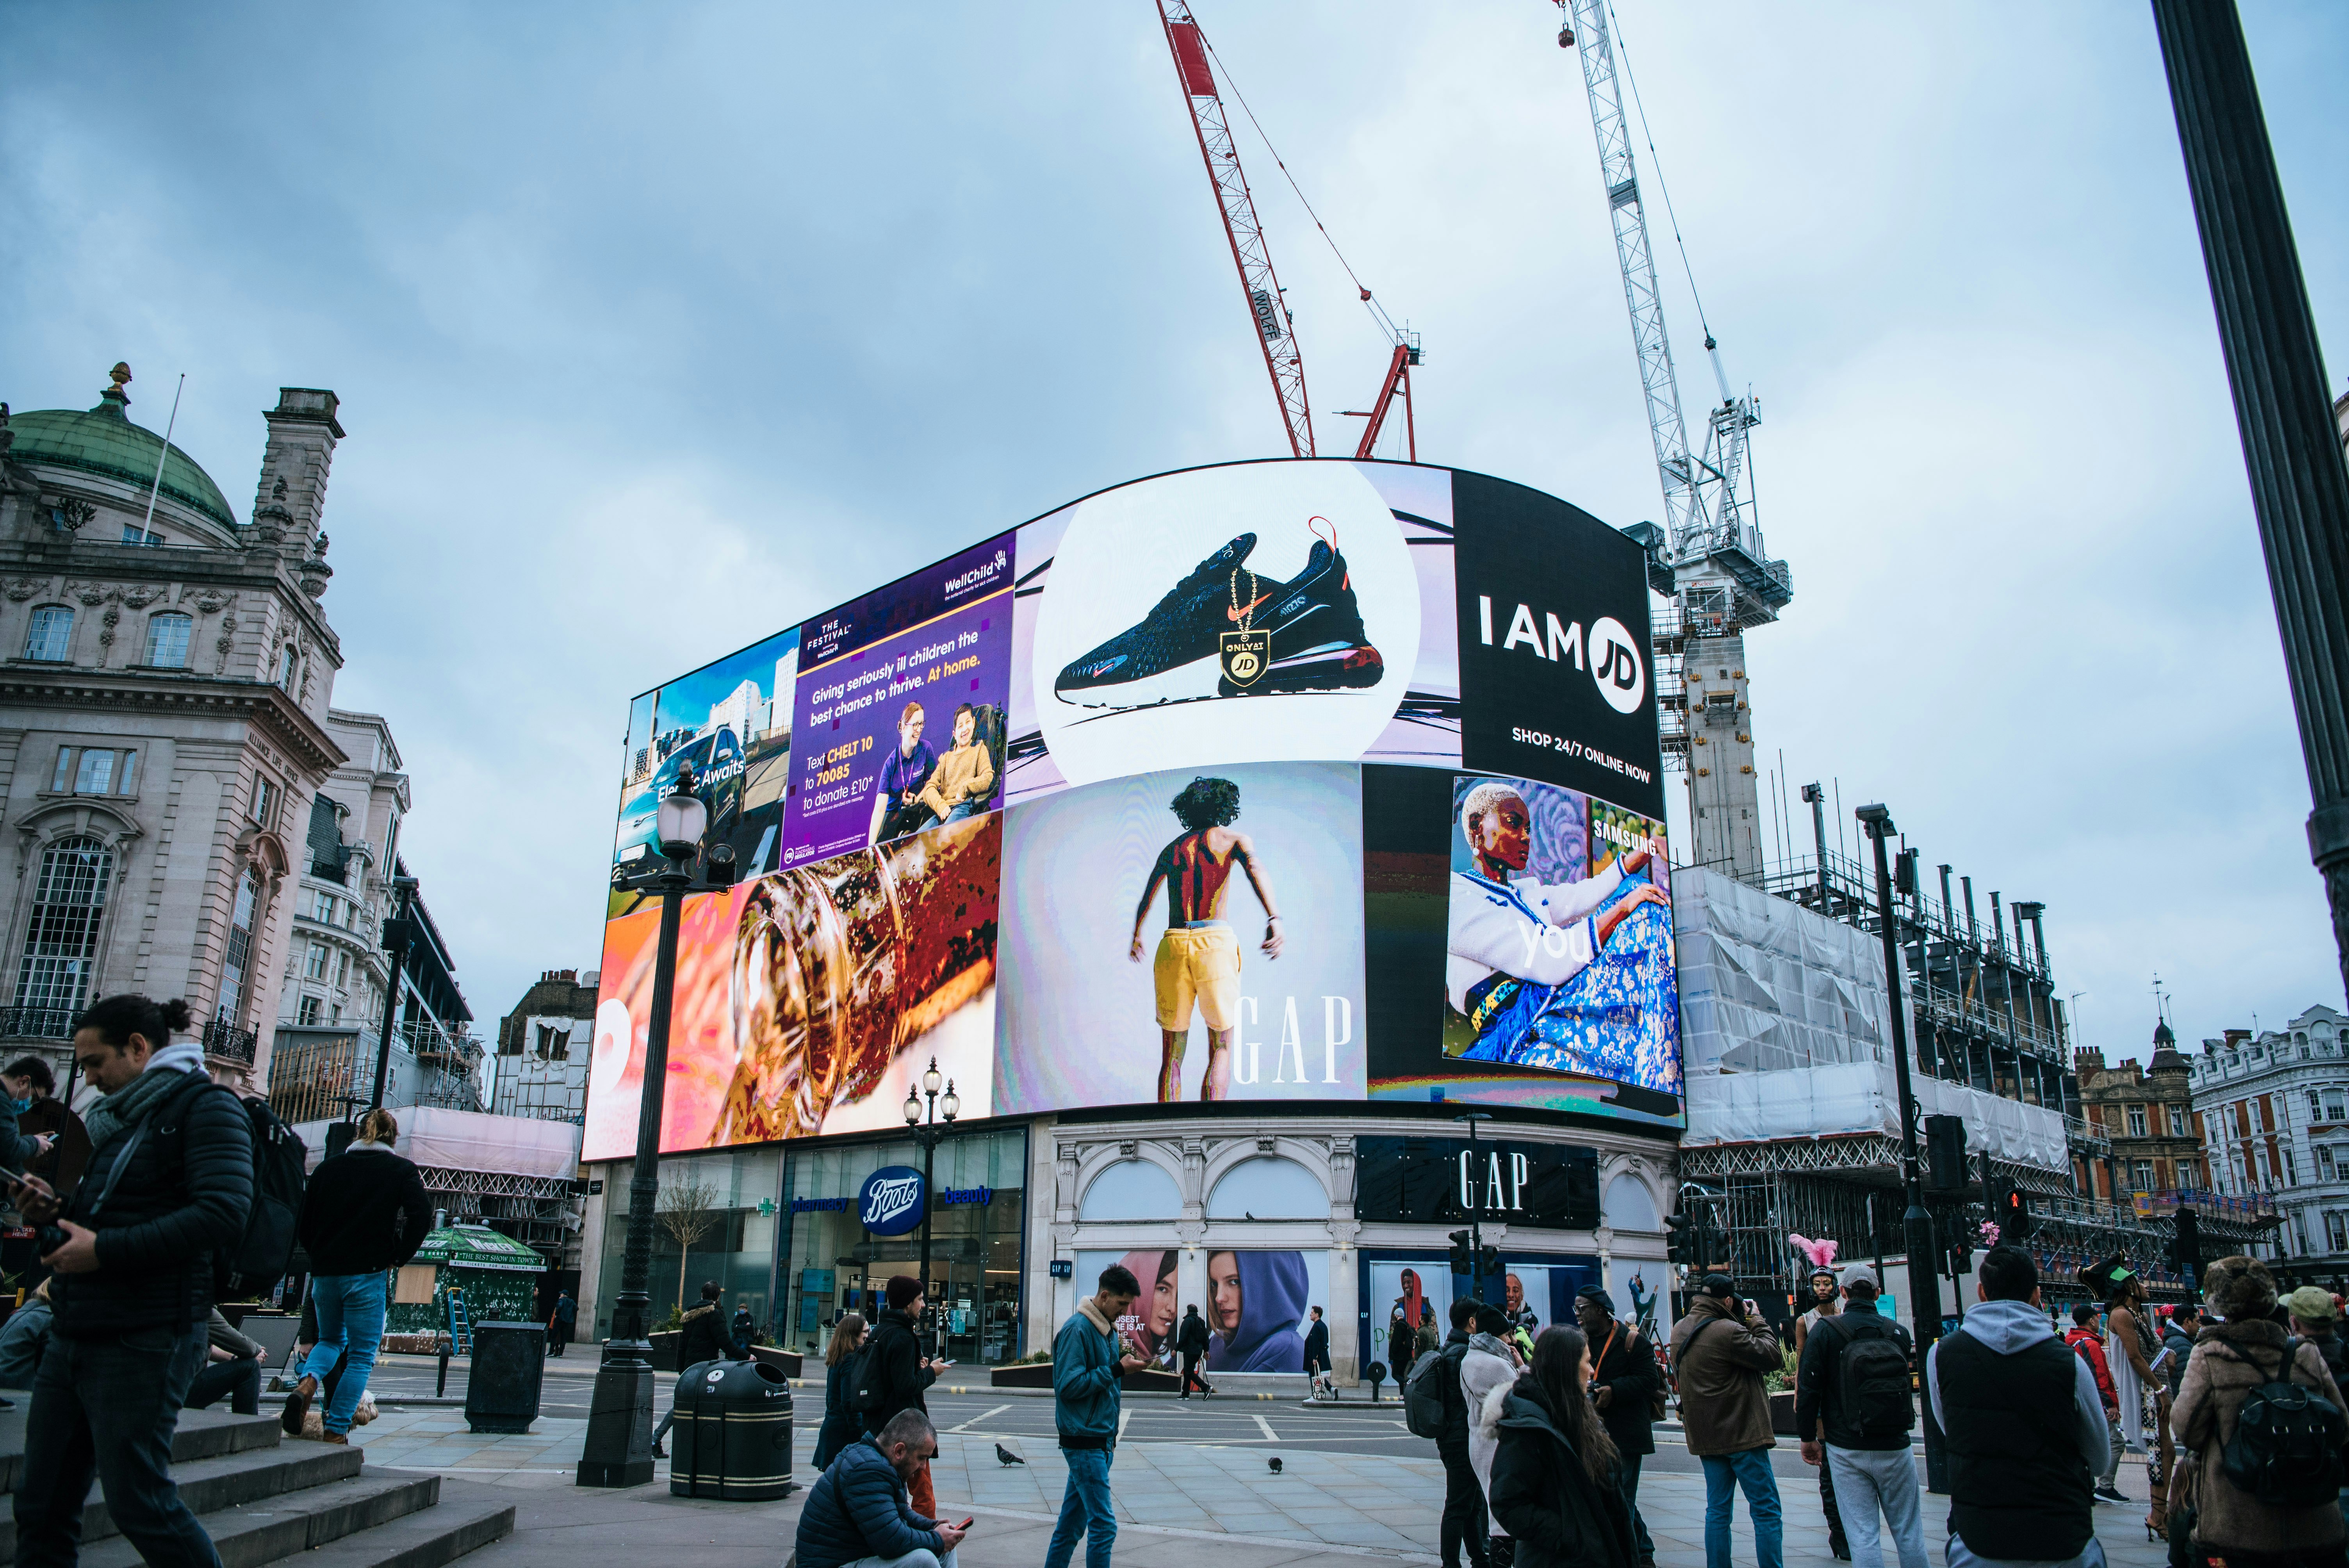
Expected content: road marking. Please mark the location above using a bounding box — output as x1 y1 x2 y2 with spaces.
1252 1412 1278 1441
955 1502 1436 1563
1119 1406 1132 1440
950 1404 1012 1431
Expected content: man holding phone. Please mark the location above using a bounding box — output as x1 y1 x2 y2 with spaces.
793 1408 967 1568
1670 1272 1787 1568
1048 1263 1148 1568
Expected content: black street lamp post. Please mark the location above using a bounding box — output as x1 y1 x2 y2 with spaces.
2152 0 2349 1000
1857 803 1948 1492
904 1058 961 1356
577 772 734 1490
1455 1111 1494 1302
367 875 418 1112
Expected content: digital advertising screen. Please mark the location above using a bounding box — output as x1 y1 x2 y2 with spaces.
586 460 1681 1162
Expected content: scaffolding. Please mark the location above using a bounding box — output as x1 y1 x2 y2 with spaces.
267 1024 487 1125
417 1165 586 1267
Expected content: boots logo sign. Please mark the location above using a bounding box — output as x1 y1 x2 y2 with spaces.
1477 598 1645 715
858 1166 927 1235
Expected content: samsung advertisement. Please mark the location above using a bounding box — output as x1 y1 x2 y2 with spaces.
588 459 1680 1159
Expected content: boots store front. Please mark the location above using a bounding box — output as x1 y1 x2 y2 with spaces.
577 459 1686 1379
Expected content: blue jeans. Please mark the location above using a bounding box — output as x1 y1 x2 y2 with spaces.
14 1322 219 1568
301 1272 387 1435
1045 1445 1116 1568
1702 1448 1784 1568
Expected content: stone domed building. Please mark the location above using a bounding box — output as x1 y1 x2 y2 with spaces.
0 363 387 1089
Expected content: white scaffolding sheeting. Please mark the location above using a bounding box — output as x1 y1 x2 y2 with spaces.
1673 867 2066 1169
291 1106 581 1179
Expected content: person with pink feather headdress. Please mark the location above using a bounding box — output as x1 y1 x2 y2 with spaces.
1791 1235 1852 1562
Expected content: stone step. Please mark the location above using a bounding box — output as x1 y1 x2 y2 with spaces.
281 1496 515 1568
0 1401 283 1496
0 1441 364 1564
75 1471 440 1568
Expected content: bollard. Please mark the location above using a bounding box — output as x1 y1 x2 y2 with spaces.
464 1321 547 1434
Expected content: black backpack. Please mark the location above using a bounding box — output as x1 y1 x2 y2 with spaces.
220 1096 307 1294
2219 1342 2347 1508
1834 1315 1915 1439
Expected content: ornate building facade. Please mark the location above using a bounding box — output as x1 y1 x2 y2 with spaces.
2075 1021 2209 1201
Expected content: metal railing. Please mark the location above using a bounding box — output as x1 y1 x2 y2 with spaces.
202 1018 258 1064
0 1006 78 1040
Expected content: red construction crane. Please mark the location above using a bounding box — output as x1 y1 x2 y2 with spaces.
1157 0 1315 458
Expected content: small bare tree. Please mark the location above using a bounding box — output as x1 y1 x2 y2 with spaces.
656 1181 722 1310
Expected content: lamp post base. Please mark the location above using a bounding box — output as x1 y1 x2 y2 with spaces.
575 1335 659 1488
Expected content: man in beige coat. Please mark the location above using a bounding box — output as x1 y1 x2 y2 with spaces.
1670 1274 1785 1568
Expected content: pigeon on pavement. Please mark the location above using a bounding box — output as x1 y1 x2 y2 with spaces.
996 1443 1025 1466
1267 1457 1283 1475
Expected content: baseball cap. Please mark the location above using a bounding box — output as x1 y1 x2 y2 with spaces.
2288 1285 2338 1323
1697 1272 1737 1300
1839 1263 1880 1291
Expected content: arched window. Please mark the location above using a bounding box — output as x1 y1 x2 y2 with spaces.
145 613 192 669
1205 1156 1326 1220
216 869 262 1025
12 835 113 1030
1079 1160 1182 1223
1603 1174 1659 1231
24 606 73 662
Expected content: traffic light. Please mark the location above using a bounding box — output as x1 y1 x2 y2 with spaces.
2166 1207 2203 1283
1896 847 1919 898
1448 1229 1474 1276
1666 1212 1698 1266
1997 1184 2034 1242
1925 1115 1968 1192
1477 1245 1501 1282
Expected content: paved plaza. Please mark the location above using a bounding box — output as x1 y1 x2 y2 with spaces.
341 1363 2178 1568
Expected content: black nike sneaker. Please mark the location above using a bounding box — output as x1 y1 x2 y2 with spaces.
1215 537 1385 698
1054 533 1258 707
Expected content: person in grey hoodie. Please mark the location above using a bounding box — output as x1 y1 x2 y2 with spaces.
0 1278 53 1390
1925 1245 2109 1568
1463 1304 1526 1568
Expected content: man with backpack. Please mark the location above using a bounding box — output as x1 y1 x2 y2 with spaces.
1926 1246 2108 1568
1793 1266 1921 1568
5 994 253 1568
279 1108 430 1445
1670 1273 1785 1568
1406 1297 1491 1568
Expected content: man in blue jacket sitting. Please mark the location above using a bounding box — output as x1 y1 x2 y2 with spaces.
794 1409 967 1568
1048 1263 1148 1568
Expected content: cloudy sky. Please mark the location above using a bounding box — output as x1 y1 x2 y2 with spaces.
5 2 2342 1065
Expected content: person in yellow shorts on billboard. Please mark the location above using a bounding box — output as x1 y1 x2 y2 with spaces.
1127 775 1283 1103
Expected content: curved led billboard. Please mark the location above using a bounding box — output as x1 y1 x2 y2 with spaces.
585 459 1679 1161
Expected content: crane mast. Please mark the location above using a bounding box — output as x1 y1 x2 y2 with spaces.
1560 0 1791 880
1157 0 1316 458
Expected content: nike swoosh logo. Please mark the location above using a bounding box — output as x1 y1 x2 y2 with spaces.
1227 594 1272 622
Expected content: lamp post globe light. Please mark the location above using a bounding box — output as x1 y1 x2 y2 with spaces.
906 1056 960 1357
577 770 735 1489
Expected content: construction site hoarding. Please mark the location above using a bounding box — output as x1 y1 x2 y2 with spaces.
1672 866 2066 1170
586 460 1679 1160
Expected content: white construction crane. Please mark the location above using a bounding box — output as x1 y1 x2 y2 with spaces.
1556 0 1791 879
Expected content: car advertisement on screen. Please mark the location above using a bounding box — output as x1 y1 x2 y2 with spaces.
995 763 1367 1114
778 531 1016 870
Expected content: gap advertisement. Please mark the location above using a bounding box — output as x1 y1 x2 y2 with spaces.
587 461 1681 1154
1074 1248 1330 1374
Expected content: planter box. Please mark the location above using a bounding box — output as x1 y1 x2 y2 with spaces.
750 1345 803 1379
650 1330 682 1370
1769 1389 1798 1436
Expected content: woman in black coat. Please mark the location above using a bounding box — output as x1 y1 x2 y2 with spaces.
1489 1326 1640 1568
812 1313 870 1471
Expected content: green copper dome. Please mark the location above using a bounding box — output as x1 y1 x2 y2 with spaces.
8 390 239 531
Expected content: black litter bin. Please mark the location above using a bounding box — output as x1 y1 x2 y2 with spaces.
464 1321 546 1434
671 1358 795 1499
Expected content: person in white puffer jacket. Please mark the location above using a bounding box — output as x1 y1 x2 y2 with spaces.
1462 1303 1527 1568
